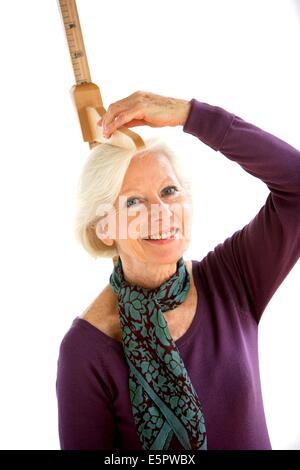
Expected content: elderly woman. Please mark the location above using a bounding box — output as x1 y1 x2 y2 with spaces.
56 91 300 450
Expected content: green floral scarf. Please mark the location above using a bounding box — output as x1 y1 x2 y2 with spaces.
109 255 207 450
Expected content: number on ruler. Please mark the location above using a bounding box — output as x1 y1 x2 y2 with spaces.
73 50 83 59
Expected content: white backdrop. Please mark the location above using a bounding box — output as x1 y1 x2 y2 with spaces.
0 0 299 450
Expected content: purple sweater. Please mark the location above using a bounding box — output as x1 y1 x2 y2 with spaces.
56 99 300 450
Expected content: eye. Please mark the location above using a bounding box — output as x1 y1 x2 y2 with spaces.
126 197 140 208
162 185 179 196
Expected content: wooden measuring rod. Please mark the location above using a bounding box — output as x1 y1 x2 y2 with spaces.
57 0 145 150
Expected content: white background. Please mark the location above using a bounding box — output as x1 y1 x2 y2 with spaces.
0 0 299 450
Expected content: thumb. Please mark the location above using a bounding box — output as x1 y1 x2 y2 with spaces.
122 119 147 128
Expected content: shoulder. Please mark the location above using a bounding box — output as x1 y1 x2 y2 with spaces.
81 284 117 323
58 285 119 362
57 318 96 370
56 315 110 391
79 285 121 341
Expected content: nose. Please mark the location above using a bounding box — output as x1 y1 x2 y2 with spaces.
158 200 173 217
149 199 174 231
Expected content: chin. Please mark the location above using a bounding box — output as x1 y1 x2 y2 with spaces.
142 243 186 265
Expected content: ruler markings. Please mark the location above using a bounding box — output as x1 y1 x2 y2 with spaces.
58 1 92 85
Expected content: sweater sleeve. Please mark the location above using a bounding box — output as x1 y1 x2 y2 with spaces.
183 99 300 323
56 328 115 449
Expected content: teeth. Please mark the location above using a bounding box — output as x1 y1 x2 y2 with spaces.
144 228 178 240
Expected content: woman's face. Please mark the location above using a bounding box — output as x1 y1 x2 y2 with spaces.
97 151 193 265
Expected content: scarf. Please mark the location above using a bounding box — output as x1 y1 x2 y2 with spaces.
109 255 207 450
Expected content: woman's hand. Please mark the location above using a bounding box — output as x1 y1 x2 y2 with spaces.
97 91 192 138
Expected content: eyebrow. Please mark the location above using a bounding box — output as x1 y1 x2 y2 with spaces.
120 178 177 196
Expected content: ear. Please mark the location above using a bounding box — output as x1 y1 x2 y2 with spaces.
94 219 115 247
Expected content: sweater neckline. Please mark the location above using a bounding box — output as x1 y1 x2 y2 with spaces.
74 259 202 350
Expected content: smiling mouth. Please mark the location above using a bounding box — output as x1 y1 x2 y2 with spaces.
142 227 180 241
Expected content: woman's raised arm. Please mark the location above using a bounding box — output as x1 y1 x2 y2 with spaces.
183 99 300 322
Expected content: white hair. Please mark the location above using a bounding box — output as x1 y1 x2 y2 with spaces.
74 136 192 260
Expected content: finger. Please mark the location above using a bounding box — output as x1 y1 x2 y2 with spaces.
101 103 123 129
98 92 141 128
97 116 143 128
104 107 144 137
97 105 128 130
121 118 146 128
98 118 154 129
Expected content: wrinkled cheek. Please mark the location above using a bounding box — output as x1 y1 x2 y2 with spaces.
107 210 130 240
98 212 117 240
116 216 146 241
123 207 149 240
171 202 192 240
181 202 193 240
